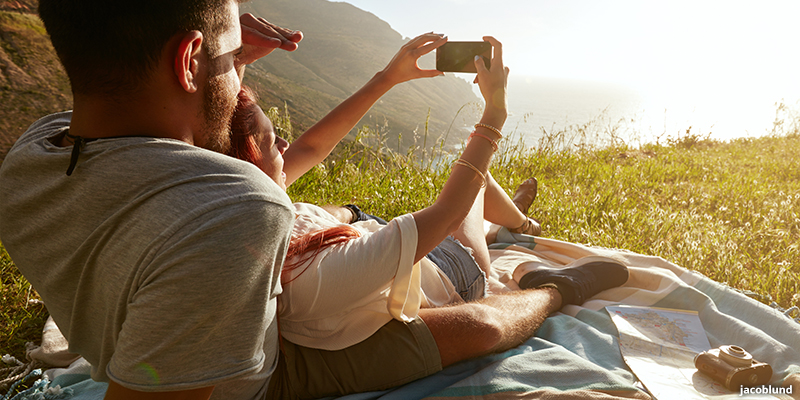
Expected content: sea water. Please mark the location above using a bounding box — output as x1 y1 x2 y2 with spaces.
492 75 799 148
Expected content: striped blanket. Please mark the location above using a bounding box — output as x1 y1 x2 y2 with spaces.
4 229 799 399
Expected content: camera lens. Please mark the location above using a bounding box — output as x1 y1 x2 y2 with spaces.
720 345 753 367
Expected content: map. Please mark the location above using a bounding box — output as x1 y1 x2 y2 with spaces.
606 305 778 399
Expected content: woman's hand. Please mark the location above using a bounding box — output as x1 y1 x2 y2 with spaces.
378 33 447 86
474 36 508 129
236 13 303 68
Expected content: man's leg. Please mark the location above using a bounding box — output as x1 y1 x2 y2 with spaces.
419 286 562 367
268 318 443 399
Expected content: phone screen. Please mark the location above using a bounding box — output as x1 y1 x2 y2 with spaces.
436 41 492 73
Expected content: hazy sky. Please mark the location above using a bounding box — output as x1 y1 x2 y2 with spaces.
341 0 800 139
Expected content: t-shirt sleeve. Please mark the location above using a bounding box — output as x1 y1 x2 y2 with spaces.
107 199 293 391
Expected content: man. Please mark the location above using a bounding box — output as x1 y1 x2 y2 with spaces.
0 1 302 399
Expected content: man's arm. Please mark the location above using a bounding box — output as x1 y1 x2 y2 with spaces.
104 381 214 400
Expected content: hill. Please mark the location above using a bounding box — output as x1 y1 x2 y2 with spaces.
0 6 72 161
0 0 479 162
240 0 479 149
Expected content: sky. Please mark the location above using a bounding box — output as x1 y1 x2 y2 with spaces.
341 0 800 140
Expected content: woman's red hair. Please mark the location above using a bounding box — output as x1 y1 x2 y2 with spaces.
228 85 263 166
282 225 361 284
229 85 361 283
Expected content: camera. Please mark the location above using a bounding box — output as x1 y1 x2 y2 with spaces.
436 41 492 73
694 345 772 391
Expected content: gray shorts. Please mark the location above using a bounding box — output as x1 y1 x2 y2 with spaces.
266 318 441 399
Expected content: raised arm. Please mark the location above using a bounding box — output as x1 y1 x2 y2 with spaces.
411 36 508 262
281 33 447 186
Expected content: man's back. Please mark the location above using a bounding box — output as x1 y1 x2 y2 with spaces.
0 112 294 399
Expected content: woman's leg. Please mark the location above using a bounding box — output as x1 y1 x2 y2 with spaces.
483 174 541 236
450 174 543 274
482 173 529 228
450 186 492 275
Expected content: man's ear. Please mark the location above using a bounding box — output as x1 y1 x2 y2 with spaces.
174 31 204 93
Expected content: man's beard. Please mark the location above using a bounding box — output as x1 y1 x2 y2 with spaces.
199 74 237 154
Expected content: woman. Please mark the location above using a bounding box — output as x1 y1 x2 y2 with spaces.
228 34 539 350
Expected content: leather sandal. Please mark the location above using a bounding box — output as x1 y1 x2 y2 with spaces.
512 178 538 214
509 217 542 236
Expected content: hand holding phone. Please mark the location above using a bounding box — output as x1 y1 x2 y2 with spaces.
436 41 492 73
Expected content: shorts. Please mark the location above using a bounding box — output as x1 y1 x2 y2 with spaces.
425 237 487 302
347 205 486 302
266 318 441 399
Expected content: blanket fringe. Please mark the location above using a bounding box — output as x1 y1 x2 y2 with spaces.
1 352 45 398
738 290 800 323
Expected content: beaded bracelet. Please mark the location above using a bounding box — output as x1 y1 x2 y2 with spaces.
468 131 498 151
474 123 503 139
452 158 486 187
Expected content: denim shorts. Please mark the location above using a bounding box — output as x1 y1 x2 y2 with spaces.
347 204 486 302
425 236 486 302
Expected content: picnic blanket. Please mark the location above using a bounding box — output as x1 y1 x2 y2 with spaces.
4 228 799 399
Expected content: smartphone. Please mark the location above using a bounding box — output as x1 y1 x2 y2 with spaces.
436 41 492 73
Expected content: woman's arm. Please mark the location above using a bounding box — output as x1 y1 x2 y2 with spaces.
281 33 447 186
411 36 508 262
235 13 303 82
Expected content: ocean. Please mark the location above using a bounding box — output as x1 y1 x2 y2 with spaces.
483 75 799 148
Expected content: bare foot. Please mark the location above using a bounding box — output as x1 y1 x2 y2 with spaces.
512 178 538 214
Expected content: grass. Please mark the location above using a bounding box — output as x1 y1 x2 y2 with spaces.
1 245 47 365
2 108 799 386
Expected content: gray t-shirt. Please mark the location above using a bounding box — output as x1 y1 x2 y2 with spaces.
0 112 294 399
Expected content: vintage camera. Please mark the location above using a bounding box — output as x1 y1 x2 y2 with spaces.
694 345 773 391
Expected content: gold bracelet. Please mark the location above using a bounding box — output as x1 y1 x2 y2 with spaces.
474 123 503 139
452 158 486 187
468 131 498 151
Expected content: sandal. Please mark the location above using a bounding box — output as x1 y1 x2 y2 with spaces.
509 217 542 236
512 178 538 214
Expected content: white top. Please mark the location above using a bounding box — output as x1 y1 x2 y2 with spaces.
278 203 462 350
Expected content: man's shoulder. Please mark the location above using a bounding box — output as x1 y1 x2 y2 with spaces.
0 111 293 235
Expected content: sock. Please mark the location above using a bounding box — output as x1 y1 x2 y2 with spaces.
534 282 575 305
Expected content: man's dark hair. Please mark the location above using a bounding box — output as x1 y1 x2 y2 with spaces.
39 0 234 97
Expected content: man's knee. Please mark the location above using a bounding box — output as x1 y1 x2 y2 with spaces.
420 303 505 365
461 303 505 352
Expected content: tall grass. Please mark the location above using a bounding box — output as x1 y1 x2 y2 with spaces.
2 106 799 371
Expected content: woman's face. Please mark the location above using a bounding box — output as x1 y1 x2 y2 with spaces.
250 104 289 190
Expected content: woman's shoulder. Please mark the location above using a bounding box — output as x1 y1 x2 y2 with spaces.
293 202 336 220
292 202 343 235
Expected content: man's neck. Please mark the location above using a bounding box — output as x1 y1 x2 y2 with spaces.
64 85 199 147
